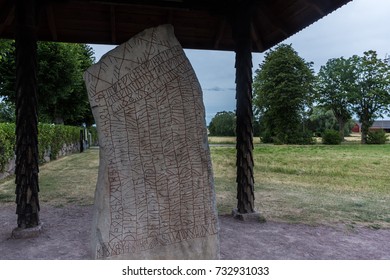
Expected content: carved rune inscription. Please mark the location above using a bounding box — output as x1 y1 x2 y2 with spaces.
84 25 218 259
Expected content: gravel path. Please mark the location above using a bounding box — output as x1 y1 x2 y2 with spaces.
1 204 389 260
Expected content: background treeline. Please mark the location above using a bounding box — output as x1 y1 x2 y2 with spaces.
209 44 390 145
0 40 94 126
0 40 99 174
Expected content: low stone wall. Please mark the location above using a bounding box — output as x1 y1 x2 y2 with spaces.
56 142 81 160
0 157 15 180
0 142 81 180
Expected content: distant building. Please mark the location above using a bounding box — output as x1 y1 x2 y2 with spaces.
352 120 390 133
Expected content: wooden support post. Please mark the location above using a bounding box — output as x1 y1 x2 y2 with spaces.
13 0 40 230
231 0 263 221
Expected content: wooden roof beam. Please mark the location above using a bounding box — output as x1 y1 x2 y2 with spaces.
166 9 174 24
251 21 264 52
0 2 14 37
46 4 58 41
110 5 117 43
213 18 226 50
301 0 325 16
86 0 200 11
258 3 289 37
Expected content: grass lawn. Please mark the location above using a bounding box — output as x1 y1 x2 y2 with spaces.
0 148 99 206
212 144 390 228
208 136 261 145
1 143 389 228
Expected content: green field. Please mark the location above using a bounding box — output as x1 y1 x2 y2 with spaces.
208 136 261 145
212 144 390 228
1 143 389 228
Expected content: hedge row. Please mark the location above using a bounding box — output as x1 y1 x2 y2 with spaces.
0 123 90 172
0 123 14 172
38 123 81 162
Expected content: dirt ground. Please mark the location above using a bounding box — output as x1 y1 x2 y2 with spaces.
1 203 390 260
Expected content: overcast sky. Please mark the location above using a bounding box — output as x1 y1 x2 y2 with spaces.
90 0 390 124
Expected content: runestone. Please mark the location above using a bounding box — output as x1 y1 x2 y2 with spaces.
83 25 219 259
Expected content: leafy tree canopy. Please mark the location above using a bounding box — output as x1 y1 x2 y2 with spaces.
0 100 15 123
315 57 354 139
349 50 390 143
253 44 314 144
307 106 353 137
315 50 390 143
0 41 95 126
209 111 236 136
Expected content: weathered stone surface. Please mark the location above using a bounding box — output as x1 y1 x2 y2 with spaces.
0 157 15 180
232 208 266 223
11 223 43 239
84 25 219 259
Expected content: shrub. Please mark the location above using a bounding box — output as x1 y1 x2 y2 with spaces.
367 129 388 144
285 131 315 145
0 123 82 169
89 126 99 146
322 129 342 145
260 129 314 145
260 130 273 144
38 123 81 161
0 123 15 172
38 123 55 162
208 111 236 136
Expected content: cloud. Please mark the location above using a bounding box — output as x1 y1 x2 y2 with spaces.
203 86 236 92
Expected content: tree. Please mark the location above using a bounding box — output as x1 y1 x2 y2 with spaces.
0 100 15 123
208 111 236 136
253 44 314 144
0 39 12 62
349 51 390 144
307 106 354 137
0 41 95 126
315 57 354 140
0 40 14 103
307 106 337 136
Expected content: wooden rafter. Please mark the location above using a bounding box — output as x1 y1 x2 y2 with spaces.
250 21 264 52
46 4 57 41
166 9 174 24
0 0 352 52
86 0 214 11
110 5 116 43
258 3 289 37
302 0 325 16
213 18 226 49
0 3 14 36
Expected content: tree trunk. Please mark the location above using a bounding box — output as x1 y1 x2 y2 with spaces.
14 0 40 228
231 0 255 214
338 118 345 141
361 120 370 144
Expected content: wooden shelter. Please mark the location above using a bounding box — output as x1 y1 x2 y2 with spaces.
0 0 352 229
1 0 352 51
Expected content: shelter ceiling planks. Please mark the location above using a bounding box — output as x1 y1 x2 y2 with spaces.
0 0 352 52
0 0 14 37
45 4 58 41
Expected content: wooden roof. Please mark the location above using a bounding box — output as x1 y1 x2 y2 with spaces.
0 0 352 52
